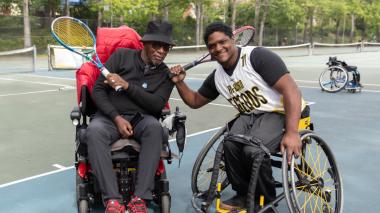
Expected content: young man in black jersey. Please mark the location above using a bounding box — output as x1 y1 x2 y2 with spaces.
170 22 304 211
86 20 175 213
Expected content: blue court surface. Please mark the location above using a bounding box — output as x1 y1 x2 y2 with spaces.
0 51 380 213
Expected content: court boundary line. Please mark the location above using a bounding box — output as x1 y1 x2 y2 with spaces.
0 89 66 97
0 127 221 189
0 77 74 88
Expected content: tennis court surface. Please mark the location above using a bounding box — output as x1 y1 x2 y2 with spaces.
0 48 379 212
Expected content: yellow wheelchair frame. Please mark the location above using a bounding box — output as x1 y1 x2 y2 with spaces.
191 113 343 213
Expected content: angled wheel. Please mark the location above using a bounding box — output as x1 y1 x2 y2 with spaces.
319 66 348 93
191 126 229 195
283 130 344 213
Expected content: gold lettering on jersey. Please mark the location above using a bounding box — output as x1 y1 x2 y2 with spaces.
227 80 245 94
227 86 268 113
241 54 247 67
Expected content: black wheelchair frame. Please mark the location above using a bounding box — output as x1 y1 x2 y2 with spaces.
319 56 362 93
70 85 186 213
190 108 344 213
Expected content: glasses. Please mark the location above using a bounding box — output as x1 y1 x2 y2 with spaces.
150 42 172 52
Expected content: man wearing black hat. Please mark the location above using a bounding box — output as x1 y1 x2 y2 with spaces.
86 20 175 213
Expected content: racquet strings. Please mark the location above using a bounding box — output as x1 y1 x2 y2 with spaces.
52 18 94 49
235 28 255 46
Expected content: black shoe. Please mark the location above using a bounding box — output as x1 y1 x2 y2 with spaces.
219 194 246 211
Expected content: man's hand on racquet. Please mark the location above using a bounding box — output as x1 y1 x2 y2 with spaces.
169 65 186 83
104 73 129 91
114 116 133 138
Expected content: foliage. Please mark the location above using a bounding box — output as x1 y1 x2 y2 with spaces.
1 0 380 52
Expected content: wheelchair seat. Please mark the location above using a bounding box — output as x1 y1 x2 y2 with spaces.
344 65 357 71
110 138 179 159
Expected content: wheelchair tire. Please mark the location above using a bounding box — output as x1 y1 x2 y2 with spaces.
282 130 344 213
191 126 229 195
160 194 171 213
319 66 348 93
78 200 89 213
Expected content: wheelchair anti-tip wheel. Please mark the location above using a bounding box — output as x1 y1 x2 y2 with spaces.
283 130 344 213
319 66 348 93
191 126 229 195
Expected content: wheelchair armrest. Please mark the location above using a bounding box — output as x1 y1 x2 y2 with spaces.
80 85 97 117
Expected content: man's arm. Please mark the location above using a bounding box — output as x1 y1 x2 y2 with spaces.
170 65 211 109
273 74 302 163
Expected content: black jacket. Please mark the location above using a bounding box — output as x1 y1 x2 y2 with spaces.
93 48 174 119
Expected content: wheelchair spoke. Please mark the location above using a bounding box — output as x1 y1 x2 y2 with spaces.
287 131 343 213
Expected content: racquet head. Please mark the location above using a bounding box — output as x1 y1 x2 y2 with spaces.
233 25 255 47
51 16 95 55
181 25 255 71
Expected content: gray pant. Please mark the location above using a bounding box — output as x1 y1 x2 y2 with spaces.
86 112 163 202
223 112 285 203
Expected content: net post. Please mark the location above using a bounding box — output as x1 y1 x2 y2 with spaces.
308 42 313 56
47 44 51 71
33 45 37 72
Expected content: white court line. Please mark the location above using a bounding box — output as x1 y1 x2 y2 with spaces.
0 77 74 88
170 97 233 108
0 127 221 188
0 89 61 97
52 164 68 170
296 79 380 87
17 73 75 81
0 166 74 188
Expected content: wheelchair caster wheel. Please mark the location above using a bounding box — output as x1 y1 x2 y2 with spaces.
78 200 89 213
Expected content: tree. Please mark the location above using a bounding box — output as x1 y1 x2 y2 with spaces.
23 0 31 47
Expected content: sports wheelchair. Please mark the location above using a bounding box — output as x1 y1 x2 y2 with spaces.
319 56 362 93
70 84 186 213
190 106 343 213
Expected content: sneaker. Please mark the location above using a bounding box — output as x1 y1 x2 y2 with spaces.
105 199 125 213
127 196 147 213
219 194 246 211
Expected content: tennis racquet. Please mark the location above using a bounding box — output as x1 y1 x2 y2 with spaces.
182 25 255 71
51 16 122 91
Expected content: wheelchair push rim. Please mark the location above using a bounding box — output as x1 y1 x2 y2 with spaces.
191 126 229 195
283 130 344 213
319 66 348 93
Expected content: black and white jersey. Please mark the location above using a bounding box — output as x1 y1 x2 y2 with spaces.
215 46 286 114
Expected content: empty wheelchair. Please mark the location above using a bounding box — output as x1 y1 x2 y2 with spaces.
319 56 362 93
191 106 343 213
70 82 186 213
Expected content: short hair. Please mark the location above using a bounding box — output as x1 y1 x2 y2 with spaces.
203 22 233 45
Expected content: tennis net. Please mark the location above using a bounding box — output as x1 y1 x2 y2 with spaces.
0 46 36 74
312 42 362 55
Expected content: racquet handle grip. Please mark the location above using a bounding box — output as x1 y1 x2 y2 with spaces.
183 62 195 71
100 67 123 92
168 62 193 79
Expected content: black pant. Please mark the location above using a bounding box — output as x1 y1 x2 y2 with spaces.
223 112 285 203
86 112 163 202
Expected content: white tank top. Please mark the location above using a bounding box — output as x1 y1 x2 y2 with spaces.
214 46 303 114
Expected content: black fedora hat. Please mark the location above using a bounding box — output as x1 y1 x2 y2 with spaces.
140 20 175 46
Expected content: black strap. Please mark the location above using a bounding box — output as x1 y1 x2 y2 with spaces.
224 133 271 156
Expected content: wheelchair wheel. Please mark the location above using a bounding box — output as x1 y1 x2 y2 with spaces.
319 66 348 93
160 194 171 213
283 130 344 213
191 126 229 195
76 173 89 213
